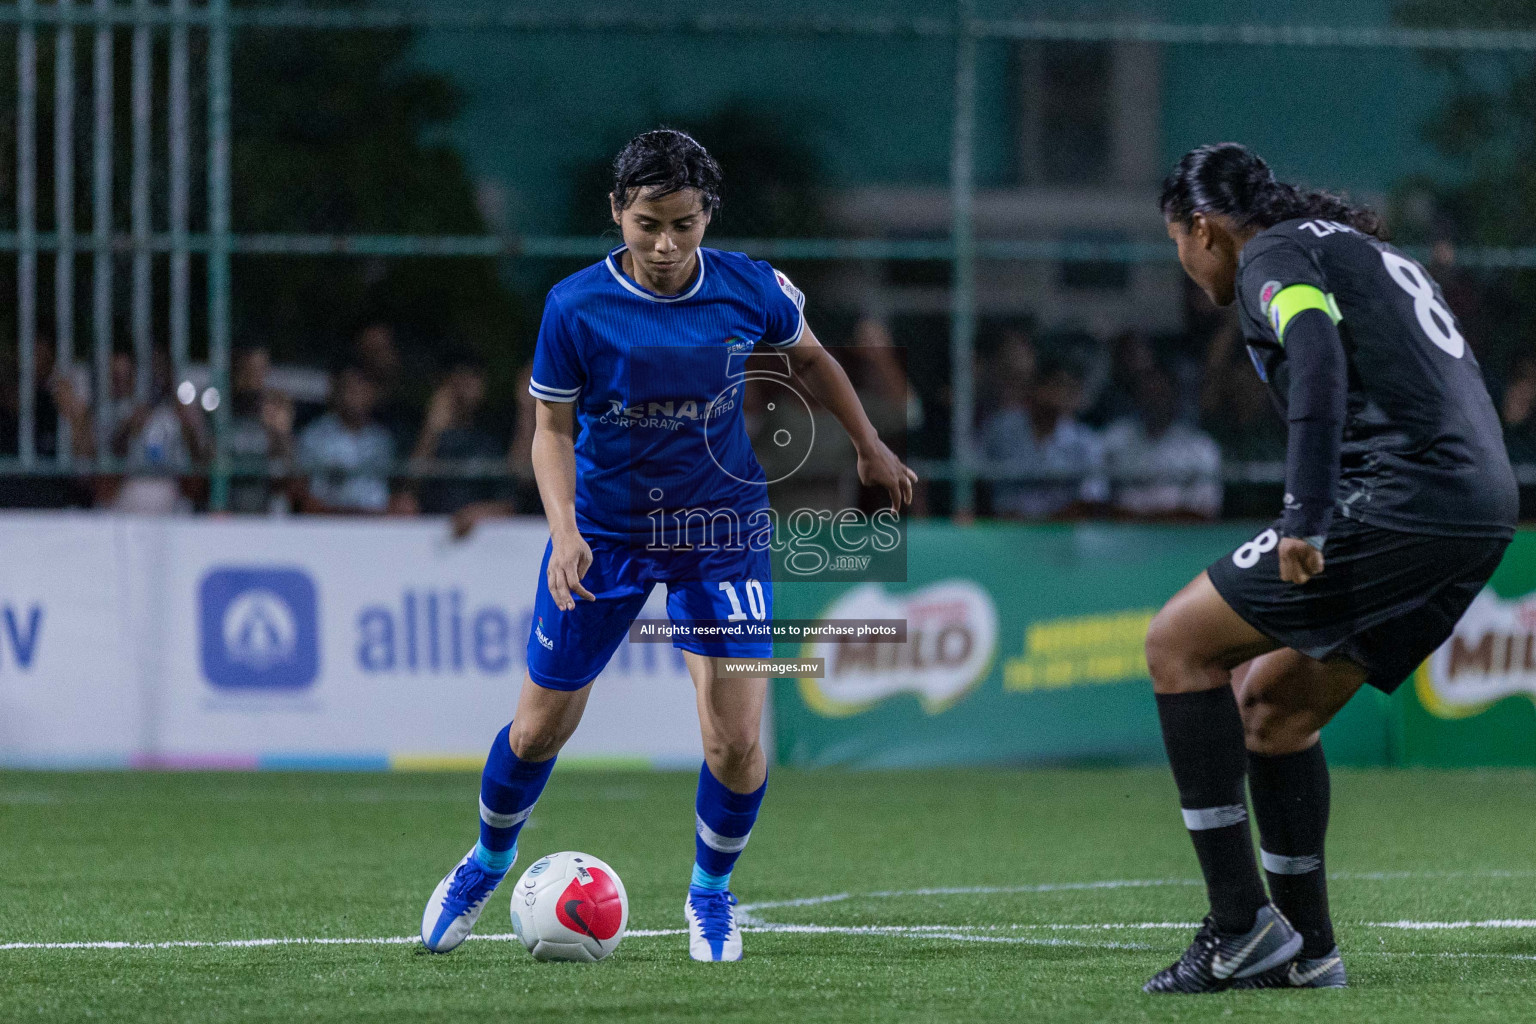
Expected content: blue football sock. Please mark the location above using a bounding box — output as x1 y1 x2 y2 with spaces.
692 762 766 891
474 722 554 873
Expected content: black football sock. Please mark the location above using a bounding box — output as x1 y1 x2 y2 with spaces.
1155 688 1268 934
1248 743 1335 957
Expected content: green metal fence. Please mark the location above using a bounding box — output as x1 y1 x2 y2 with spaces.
6 2 1536 511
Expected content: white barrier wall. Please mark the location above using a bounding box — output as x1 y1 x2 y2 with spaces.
0 514 708 768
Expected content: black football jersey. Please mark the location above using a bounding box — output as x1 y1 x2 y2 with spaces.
1235 217 1517 538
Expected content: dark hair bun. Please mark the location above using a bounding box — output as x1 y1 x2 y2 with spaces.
1161 142 1385 239
612 129 723 215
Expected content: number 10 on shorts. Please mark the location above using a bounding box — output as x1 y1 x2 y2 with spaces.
719 580 768 621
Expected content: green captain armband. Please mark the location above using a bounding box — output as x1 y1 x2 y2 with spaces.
1263 283 1342 344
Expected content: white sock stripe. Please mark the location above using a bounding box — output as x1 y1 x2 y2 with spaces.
696 815 751 854
479 797 533 831
1180 804 1248 830
1261 849 1323 875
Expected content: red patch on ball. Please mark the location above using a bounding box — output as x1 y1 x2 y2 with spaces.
554 867 625 940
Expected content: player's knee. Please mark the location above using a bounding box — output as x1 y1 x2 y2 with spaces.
1238 689 1313 755
508 719 572 762
1145 607 1197 693
703 730 760 776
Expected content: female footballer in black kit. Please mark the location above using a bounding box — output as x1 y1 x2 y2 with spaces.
1141 143 1517 993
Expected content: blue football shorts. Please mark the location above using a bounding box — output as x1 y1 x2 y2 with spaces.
525 535 774 690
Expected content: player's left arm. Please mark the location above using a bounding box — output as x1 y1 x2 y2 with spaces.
784 325 917 512
1250 243 1348 585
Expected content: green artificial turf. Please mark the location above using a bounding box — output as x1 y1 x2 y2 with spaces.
1 767 1533 1022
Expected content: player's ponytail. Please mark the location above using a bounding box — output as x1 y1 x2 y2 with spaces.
1160 142 1386 239
612 128 723 215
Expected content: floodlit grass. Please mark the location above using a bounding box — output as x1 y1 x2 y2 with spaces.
2 767 1533 1022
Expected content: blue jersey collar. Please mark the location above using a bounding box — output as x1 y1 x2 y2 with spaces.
605 246 707 303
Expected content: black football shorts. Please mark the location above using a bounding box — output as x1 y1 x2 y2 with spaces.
1206 515 1509 693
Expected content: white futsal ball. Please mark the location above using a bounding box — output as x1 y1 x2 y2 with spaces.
510 851 629 962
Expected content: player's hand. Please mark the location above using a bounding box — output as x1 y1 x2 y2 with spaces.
1278 536 1325 585
547 528 596 611
856 437 918 512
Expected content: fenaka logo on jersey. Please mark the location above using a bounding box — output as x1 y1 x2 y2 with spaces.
600 394 734 431
199 567 320 690
797 581 997 717
1416 589 1536 718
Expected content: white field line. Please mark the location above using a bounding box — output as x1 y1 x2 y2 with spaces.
10 919 1536 954
0 930 682 952
737 878 1203 915
5 871 1536 955
740 923 1150 950
734 871 1536 917
1370 919 1536 930
1354 950 1536 962
0 926 1141 953
1331 869 1536 882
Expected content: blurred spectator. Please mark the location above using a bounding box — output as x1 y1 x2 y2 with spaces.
448 361 543 538
1429 239 1496 363
105 351 136 434
351 321 421 451
107 348 211 514
1103 360 1222 520
849 318 921 433
846 318 925 513
411 356 510 516
0 341 96 508
294 365 406 515
980 352 1107 520
227 345 296 515
1502 350 1536 463
757 347 857 515
975 321 1037 420
1085 329 1156 428
510 361 537 485
1199 318 1286 462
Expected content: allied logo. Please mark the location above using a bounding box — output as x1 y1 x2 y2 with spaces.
199 567 320 690
1416 589 1536 718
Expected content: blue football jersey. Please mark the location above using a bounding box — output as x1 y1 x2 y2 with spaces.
528 246 806 542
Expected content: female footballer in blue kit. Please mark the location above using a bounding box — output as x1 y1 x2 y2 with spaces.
422 129 916 961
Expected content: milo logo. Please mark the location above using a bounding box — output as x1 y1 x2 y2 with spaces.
1417 590 1536 718
798 581 997 717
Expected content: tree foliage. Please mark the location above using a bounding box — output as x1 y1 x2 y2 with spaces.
230 2 522 389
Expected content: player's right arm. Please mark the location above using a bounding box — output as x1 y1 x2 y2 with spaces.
528 289 595 610
531 398 594 611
